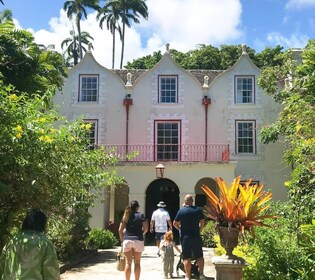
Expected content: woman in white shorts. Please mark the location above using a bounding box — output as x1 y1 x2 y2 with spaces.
118 200 148 280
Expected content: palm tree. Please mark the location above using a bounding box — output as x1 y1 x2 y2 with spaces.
118 0 148 69
97 0 122 69
63 0 99 61
0 9 12 23
61 30 94 66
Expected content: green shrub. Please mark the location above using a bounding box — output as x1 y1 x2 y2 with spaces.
201 220 216 248
86 228 118 249
243 201 315 280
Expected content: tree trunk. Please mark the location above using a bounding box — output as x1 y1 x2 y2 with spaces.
112 30 115 69
120 22 125 69
76 17 83 60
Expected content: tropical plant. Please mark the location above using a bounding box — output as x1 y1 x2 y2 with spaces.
61 29 94 66
0 20 67 96
201 176 276 238
97 0 122 69
63 0 99 61
258 40 315 226
0 85 123 250
117 0 148 69
0 8 12 23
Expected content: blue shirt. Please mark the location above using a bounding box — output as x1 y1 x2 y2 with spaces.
123 212 146 241
174 206 204 237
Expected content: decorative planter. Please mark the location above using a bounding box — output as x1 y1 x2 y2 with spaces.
218 226 239 257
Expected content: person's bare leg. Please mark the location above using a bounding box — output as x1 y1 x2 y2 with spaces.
156 239 161 248
196 256 205 275
124 249 133 280
183 258 191 279
133 251 142 280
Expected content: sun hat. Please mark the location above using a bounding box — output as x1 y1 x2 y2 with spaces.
157 201 166 207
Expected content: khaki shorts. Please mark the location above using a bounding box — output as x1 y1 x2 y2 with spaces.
123 239 144 253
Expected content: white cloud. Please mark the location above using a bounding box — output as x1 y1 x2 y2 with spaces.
25 0 242 69
286 0 315 9
267 32 309 49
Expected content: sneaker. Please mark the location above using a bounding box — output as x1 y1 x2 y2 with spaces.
199 274 206 280
184 277 190 280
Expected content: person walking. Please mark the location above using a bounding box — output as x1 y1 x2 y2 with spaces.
118 200 148 280
160 230 181 279
173 194 206 280
150 201 172 256
0 208 60 280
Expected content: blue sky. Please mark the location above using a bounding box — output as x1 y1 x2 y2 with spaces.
2 0 315 68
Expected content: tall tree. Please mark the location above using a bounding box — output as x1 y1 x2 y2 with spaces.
61 29 94 66
97 0 122 69
63 0 99 61
0 9 12 23
118 0 148 69
258 40 315 223
0 20 67 95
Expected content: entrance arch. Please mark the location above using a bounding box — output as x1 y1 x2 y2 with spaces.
194 177 218 207
145 178 180 244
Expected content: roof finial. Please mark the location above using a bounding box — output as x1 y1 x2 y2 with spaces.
126 72 132 87
166 43 170 52
203 75 209 88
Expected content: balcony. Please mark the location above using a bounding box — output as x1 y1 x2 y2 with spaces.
102 144 229 163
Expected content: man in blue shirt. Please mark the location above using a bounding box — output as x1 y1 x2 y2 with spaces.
173 194 206 280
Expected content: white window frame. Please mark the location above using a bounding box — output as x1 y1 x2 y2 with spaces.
235 75 255 104
79 75 99 102
235 120 256 154
155 120 181 161
84 119 98 150
158 75 178 103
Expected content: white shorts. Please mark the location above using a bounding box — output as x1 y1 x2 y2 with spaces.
123 239 144 253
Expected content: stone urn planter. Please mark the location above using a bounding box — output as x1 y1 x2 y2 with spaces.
218 226 239 257
201 176 277 280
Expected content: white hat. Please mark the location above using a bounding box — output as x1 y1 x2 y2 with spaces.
157 201 166 207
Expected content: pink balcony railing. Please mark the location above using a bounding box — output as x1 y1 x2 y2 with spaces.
102 144 229 163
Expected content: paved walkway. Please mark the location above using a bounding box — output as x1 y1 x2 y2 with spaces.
60 246 216 280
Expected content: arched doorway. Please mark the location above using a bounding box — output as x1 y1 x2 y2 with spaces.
194 177 218 208
145 178 180 245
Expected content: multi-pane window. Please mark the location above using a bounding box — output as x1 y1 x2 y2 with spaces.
235 76 254 104
236 121 255 154
79 75 98 102
84 120 97 150
159 76 178 103
155 121 180 161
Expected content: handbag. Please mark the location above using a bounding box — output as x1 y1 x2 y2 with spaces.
116 247 125 271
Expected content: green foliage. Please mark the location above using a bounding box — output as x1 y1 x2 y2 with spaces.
86 228 118 249
0 84 123 250
61 30 94 66
258 39 315 223
0 20 67 95
242 201 315 280
201 220 216 248
125 44 282 70
48 204 92 261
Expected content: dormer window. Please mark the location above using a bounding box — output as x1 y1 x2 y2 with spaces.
158 75 178 103
234 76 255 104
79 75 99 102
